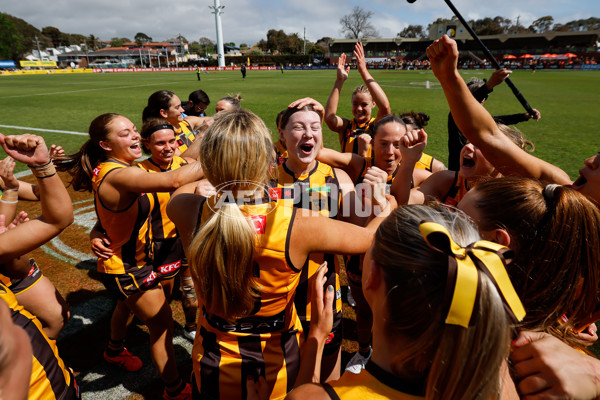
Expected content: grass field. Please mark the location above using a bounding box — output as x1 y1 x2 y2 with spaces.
1 68 599 177
1 69 599 399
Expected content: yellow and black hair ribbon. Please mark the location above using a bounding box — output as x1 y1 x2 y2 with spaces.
419 221 526 328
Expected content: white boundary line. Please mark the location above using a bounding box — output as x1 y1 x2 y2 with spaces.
0 124 87 136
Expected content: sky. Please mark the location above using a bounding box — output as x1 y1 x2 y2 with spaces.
2 0 598 47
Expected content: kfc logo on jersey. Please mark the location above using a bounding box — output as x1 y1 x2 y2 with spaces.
93 167 101 177
157 260 181 275
248 215 267 234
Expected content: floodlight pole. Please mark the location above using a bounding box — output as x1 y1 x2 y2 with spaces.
210 0 226 67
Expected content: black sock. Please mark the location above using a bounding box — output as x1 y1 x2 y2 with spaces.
358 342 371 358
105 339 125 357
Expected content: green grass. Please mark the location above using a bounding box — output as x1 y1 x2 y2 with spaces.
0 69 599 178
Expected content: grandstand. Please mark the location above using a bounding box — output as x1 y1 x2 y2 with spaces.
328 22 600 69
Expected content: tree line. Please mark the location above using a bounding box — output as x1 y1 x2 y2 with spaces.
398 15 600 38
1 9 598 63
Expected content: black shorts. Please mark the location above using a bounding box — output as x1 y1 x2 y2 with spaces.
152 237 184 279
99 264 161 301
8 259 42 295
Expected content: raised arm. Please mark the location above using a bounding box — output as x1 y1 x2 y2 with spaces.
390 129 427 205
426 35 571 185
0 133 73 262
354 42 391 121
0 157 19 221
324 53 351 139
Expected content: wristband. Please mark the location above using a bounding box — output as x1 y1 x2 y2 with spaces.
1 187 18 203
29 160 56 179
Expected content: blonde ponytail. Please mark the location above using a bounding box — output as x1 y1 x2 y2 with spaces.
188 109 273 322
189 203 258 321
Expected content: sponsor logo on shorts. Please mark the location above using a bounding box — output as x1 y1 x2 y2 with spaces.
158 260 181 275
142 271 157 287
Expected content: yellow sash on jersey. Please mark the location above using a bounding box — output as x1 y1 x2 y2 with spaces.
419 222 526 328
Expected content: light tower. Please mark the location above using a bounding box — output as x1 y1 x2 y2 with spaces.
209 0 225 67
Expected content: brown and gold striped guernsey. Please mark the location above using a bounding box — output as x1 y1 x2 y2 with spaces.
92 160 154 275
0 282 79 399
192 196 302 400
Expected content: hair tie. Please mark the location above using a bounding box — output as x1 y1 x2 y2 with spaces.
419 221 526 328
543 184 561 202
143 123 174 138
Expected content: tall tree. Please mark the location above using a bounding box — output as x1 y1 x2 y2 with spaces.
87 34 99 50
469 17 510 35
198 37 215 56
529 16 554 33
41 26 63 48
339 6 379 39
110 37 130 47
397 25 426 38
0 13 25 62
134 32 152 46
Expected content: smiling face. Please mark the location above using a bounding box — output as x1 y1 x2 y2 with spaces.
280 110 322 173
101 116 142 163
351 92 375 125
372 121 405 175
143 129 177 168
459 142 499 182
160 95 184 125
572 153 600 205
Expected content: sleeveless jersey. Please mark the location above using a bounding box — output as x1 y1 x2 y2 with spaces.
0 282 79 400
175 120 196 153
441 171 470 207
192 196 302 400
136 156 188 276
136 156 187 240
323 361 425 400
415 153 435 172
92 160 154 275
269 161 343 322
342 118 375 158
